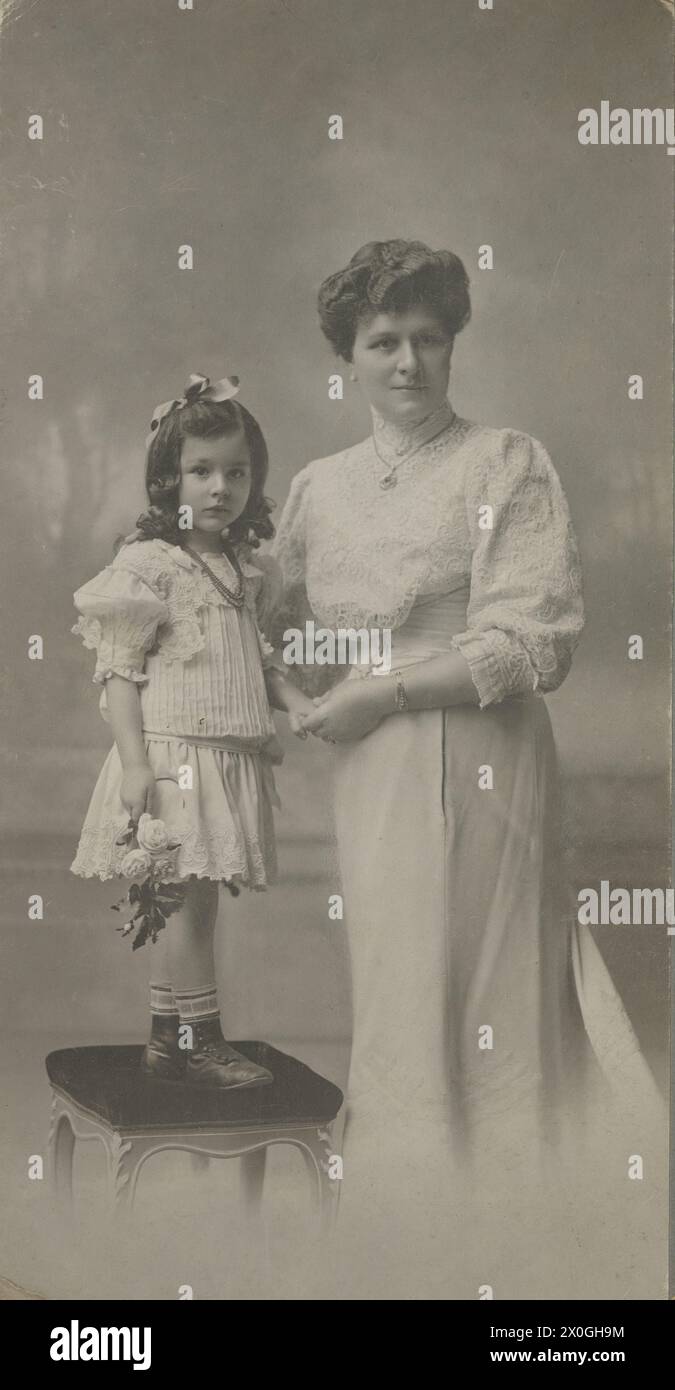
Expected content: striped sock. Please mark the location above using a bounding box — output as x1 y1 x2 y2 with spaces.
174 984 220 1025
149 982 178 1017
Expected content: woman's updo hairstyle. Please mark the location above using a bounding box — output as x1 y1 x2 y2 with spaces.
317 239 471 362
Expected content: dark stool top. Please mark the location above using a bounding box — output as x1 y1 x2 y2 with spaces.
46 1044 344 1134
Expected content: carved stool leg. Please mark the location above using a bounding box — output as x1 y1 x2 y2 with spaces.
109 1132 135 1214
50 1112 76 1208
287 1130 340 1234
314 1127 341 1234
240 1146 267 1216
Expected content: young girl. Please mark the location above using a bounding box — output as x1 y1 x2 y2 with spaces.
71 373 314 1090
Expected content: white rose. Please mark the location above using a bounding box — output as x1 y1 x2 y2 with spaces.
120 848 153 878
150 853 181 880
136 814 171 854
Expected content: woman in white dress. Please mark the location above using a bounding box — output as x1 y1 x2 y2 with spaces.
272 241 665 1298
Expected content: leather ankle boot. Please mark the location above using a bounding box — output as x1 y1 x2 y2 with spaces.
186 1016 273 1091
140 1012 187 1081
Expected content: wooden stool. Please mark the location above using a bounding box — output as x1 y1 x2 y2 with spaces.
46 1043 344 1230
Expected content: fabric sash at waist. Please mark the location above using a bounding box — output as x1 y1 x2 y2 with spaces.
348 585 471 676
142 729 268 753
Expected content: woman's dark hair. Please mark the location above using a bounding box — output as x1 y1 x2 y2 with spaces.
132 396 275 550
317 239 471 361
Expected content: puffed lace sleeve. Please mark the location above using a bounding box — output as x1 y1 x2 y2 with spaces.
72 551 169 686
452 431 584 709
270 466 345 695
242 551 284 671
269 467 312 643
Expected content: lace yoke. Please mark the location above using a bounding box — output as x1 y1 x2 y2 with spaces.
271 405 584 709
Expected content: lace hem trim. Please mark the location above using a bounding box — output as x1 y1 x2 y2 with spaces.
71 823 274 888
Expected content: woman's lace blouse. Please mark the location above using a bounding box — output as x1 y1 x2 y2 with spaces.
271 409 585 708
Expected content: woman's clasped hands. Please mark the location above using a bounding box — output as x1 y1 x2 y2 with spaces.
294 678 387 744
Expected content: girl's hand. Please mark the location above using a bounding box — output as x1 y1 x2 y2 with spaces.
264 668 315 739
120 764 156 823
301 680 386 743
286 693 316 740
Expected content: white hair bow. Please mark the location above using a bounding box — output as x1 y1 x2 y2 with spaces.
146 372 240 448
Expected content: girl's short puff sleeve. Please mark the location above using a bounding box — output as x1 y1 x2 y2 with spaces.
452 431 585 709
72 557 169 686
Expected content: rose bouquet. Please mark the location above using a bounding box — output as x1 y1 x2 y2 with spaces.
112 813 187 950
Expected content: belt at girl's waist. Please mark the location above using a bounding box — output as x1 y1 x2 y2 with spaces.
142 729 270 753
142 729 283 803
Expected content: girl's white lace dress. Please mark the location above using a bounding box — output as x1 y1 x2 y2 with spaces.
71 538 280 888
272 400 666 1299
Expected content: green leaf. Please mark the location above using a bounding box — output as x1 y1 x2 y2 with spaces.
131 912 151 951
155 899 184 919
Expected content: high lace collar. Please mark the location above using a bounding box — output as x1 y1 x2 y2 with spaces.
370 398 457 466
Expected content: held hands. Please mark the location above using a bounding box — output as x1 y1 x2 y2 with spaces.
286 692 317 741
120 764 156 823
299 679 387 743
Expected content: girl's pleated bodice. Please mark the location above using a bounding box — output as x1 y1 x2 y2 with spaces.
70 538 281 886
72 538 278 744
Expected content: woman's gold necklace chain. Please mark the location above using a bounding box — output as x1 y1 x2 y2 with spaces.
184 542 246 607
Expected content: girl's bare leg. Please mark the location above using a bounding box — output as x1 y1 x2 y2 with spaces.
148 878 219 993
165 878 220 991
148 925 172 991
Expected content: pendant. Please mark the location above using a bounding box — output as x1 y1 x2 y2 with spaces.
378 472 397 490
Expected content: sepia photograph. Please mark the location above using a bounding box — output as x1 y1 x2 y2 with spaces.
0 0 672 1310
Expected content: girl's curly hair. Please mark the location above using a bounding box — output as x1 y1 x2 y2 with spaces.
129 397 275 552
317 239 471 361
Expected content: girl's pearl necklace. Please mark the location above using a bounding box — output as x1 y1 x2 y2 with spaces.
184 543 246 607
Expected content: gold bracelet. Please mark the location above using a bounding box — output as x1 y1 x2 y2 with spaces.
393 669 409 712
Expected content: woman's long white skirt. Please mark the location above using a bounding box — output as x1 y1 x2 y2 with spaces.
328 695 666 1299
